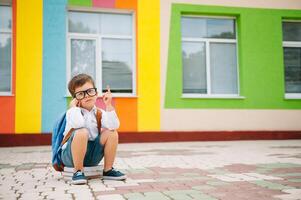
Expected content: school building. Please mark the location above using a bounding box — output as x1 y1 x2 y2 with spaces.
0 0 301 146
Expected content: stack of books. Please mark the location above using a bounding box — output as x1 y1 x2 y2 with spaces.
62 165 103 180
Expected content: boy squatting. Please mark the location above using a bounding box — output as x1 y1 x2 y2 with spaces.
61 73 126 185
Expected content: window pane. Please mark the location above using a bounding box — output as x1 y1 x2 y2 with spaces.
0 6 12 30
210 43 238 94
0 34 11 92
101 13 132 35
284 47 301 93
102 39 132 93
71 39 96 80
182 42 207 94
207 19 235 39
181 17 207 38
181 17 235 39
283 22 301 42
68 12 99 33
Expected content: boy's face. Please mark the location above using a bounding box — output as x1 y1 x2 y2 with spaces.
74 81 98 110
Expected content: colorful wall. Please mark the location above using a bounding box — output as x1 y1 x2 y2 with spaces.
0 0 300 135
0 0 160 134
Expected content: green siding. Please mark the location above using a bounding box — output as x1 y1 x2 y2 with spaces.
165 4 301 109
68 0 92 6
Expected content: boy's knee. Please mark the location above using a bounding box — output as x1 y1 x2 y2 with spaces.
100 130 118 145
109 130 118 140
74 128 89 140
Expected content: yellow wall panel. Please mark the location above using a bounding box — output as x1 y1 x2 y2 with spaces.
137 0 160 131
15 0 42 133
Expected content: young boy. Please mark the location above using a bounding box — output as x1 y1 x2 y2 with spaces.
61 73 126 185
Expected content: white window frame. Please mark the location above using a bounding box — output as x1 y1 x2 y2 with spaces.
0 4 13 96
283 20 301 99
66 8 137 98
181 15 242 99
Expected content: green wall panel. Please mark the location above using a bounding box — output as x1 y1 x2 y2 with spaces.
165 4 301 109
68 0 92 6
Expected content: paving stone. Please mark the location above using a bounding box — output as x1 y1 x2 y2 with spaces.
189 193 218 200
275 188 301 200
258 163 301 169
192 185 216 191
208 174 242 182
96 194 126 200
252 180 294 190
206 180 230 186
245 173 283 180
168 194 193 200
19 192 41 199
123 192 145 199
45 193 73 199
0 195 20 200
288 179 301 183
73 193 94 199
131 179 156 183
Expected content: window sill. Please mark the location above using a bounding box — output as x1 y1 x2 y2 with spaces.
0 93 14 97
182 94 245 99
284 94 301 100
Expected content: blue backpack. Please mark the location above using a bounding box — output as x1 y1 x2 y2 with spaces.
52 113 67 171
52 110 102 171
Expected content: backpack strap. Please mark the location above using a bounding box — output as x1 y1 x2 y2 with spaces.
53 163 64 172
96 109 102 134
61 128 74 146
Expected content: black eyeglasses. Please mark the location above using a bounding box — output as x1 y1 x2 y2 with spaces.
74 88 97 100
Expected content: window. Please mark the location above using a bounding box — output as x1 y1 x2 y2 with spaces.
181 16 239 97
282 21 301 99
68 11 135 95
0 5 12 94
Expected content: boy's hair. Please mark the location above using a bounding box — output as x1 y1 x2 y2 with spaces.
68 73 95 97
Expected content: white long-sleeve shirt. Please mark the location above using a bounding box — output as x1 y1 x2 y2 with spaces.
62 106 120 149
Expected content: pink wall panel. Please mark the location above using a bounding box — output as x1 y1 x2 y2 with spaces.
93 0 115 8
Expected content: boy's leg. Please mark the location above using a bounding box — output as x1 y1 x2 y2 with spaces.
71 128 89 172
100 130 118 171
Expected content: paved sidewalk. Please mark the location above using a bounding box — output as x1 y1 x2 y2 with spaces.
1 140 301 200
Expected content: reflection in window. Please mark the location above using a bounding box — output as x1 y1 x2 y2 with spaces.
69 13 98 33
0 6 12 93
210 43 237 94
283 22 301 42
182 42 207 93
207 18 235 39
102 39 132 93
101 13 132 36
181 17 235 39
284 47 301 93
283 21 301 95
71 39 96 80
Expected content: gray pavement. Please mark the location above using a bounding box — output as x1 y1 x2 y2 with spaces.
1 140 301 200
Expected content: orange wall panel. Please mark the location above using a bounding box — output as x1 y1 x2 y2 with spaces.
114 98 137 132
115 0 137 10
0 97 15 134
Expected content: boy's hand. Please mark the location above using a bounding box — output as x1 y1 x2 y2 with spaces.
70 98 79 108
103 85 114 111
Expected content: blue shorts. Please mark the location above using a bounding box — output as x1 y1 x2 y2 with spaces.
61 130 104 167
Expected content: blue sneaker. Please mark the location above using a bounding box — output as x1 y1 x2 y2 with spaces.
103 168 127 181
72 170 87 185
